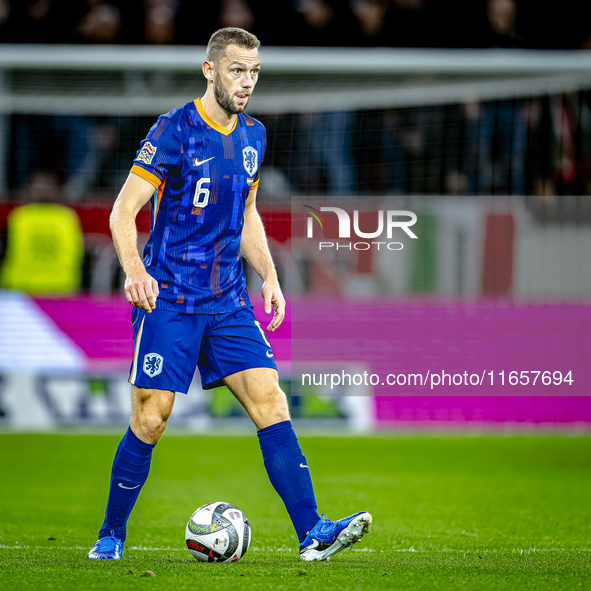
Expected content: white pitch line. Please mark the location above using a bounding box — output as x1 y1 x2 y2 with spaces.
0 544 589 553
0 544 278 552
0 544 292 552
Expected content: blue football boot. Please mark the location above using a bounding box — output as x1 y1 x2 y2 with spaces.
88 530 124 560
299 512 372 561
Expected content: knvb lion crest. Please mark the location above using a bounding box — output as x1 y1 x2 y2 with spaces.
242 146 258 177
143 353 163 377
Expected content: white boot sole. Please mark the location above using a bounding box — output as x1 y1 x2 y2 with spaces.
300 512 372 562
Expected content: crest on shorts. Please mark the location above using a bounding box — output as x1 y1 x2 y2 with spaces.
143 353 163 377
242 146 258 177
137 141 157 165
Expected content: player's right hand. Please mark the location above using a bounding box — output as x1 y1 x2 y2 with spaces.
124 271 159 313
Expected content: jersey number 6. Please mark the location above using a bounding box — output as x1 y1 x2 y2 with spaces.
193 177 211 208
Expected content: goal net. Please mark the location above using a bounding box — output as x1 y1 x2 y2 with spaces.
0 45 590 428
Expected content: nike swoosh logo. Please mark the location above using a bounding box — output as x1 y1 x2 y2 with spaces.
118 483 140 490
193 157 214 167
300 463 308 468
266 350 274 358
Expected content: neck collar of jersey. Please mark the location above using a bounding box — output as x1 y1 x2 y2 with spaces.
195 98 237 136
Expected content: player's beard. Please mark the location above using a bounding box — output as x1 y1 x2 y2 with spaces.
214 76 249 115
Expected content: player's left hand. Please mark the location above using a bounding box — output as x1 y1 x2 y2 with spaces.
261 280 286 332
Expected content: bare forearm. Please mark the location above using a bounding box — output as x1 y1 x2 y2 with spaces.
110 172 160 312
110 202 145 276
241 207 278 284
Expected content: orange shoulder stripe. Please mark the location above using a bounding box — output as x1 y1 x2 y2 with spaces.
131 165 161 189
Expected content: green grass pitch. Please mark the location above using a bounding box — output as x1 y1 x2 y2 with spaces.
1 433 590 590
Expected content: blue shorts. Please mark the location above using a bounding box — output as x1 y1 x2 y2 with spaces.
128 306 277 393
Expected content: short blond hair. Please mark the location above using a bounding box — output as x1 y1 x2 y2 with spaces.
206 27 260 65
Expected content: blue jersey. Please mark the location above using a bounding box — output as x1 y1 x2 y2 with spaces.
130 98 266 314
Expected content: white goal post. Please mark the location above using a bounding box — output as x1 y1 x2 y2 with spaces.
0 45 591 116
0 45 590 193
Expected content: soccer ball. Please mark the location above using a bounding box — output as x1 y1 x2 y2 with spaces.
185 502 251 563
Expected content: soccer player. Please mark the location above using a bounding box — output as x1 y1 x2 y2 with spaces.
88 27 371 563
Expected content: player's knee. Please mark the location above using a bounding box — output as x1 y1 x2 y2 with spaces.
136 413 168 443
272 387 290 417
256 384 290 427
131 387 174 443
132 402 170 443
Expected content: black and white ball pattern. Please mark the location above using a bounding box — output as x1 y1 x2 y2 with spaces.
185 502 251 563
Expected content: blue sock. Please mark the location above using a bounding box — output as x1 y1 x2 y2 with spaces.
98 426 155 541
257 420 320 543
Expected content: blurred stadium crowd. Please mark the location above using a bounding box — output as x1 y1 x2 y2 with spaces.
1 0 591 208
0 2 590 434
1 0 591 295
6 94 591 208
3 93 591 294
0 0 590 49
